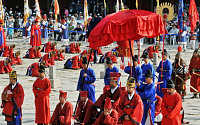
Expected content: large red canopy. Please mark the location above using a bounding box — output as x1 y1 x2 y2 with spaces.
88 10 165 49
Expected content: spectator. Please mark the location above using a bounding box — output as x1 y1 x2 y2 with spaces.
9 7 13 14
68 22 74 31
93 2 101 14
72 23 82 40
7 14 15 41
53 21 61 41
64 7 69 17
77 4 83 14
71 16 77 28
168 24 179 44
186 17 190 27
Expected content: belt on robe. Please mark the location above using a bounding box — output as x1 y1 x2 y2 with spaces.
165 106 173 109
107 77 110 79
34 30 39 41
124 105 135 108
0 30 4 46
192 68 200 72
105 99 114 103
83 81 92 84
36 88 43 91
142 99 156 103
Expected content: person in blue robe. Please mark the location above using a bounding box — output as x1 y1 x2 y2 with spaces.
60 19 69 46
76 57 96 103
137 69 156 125
156 49 173 97
124 55 142 82
22 17 31 45
40 14 49 44
104 57 119 86
179 21 188 51
141 52 156 83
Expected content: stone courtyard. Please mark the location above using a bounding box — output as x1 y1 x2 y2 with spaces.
0 38 199 125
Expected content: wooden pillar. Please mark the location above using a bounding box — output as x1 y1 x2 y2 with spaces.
109 0 113 13
138 0 142 10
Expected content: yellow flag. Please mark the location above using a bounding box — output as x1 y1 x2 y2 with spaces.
136 0 138 10
35 0 41 20
84 0 88 26
0 0 4 21
24 0 29 24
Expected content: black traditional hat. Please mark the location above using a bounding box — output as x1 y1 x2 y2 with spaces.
175 52 181 57
82 57 88 64
133 55 138 62
141 52 149 58
167 79 175 88
106 57 112 64
163 49 170 58
145 69 153 78
38 65 45 73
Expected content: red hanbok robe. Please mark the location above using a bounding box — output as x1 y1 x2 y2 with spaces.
74 98 94 123
94 88 122 110
49 101 73 125
97 47 102 55
76 46 81 53
30 24 41 46
41 53 55 67
28 62 40 77
118 93 143 125
2 83 24 122
143 46 160 59
104 51 117 63
28 47 42 59
161 91 182 125
42 42 56 53
32 77 51 124
54 49 65 61
155 95 162 117
92 109 118 125
72 55 80 69
69 43 76 53
9 53 22 65
0 60 13 74
79 57 83 69
81 49 94 62
2 45 14 57
0 26 6 49
188 57 200 92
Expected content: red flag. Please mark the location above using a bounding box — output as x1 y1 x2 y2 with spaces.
189 0 199 32
54 0 59 23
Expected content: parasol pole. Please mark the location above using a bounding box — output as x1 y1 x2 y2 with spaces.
129 40 138 83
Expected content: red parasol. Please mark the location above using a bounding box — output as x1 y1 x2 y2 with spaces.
88 9 165 49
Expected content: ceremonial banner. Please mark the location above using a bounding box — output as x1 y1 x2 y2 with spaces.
84 0 88 26
24 0 29 24
35 0 41 20
189 0 199 32
0 0 4 21
54 0 60 23
178 0 184 31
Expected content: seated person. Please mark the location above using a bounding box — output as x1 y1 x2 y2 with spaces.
0 44 15 57
154 95 163 125
92 97 118 125
49 90 74 125
0 58 13 74
71 23 85 41
23 46 42 59
97 47 103 55
99 51 118 63
75 91 94 124
40 51 56 67
142 45 161 59
54 49 65 61
9 50 22 65
41 41 57 53
81 49 94 62
68 42 81 53
26 61 46 77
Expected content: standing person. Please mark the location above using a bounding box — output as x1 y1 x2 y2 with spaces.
7 14 15 41
137 69 156 125
22 17 32 45
49 90 74 125
179 21 188 52
104 57 119 86
142 45 161 59
76 57 96 103
32 65 51 125
30 18 41 47
41 15 48 44
172 52 190 98
14 15 20 38
64 7 69 17
161 79 182 125
188 49 200 98
60 19 69 47
74 91 94 124
156 49 173 97
141 52 155 83
118 77 144 125
124 55 143 81
190 31 197 50
1 71 25 124
0 20 6 49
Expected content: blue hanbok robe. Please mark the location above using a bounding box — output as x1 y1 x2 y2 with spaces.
124 66 143 82
104 65 119 85
61 23 69 40
22 21 31 37
156 59 172 97
180 26 187 43
138 82 156 125
77 67 96 103
41 21 48 38
141 62 155 83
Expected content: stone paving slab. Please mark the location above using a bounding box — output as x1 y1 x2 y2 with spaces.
0 38 199 124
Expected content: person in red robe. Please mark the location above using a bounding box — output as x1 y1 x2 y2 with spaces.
75 43 81 53
26 61 46 77
0 20 6 49
81 49 94 62
69 43 81 53
24 46 42 59
93 72 122 110
78 56 83 69
40 51 56 67
49 90 74 125
188 49 200 98
92 97 118 125
99 51 118 63
142 45 161 59
118 77 144 125
161 79 182 125
54 49 65 61
32 65 51 125
0 58 13 74
154 95 163 125
1 71 24 124
9 50 22 65
30 18 41 47
1 44 15 57
41 41 57 53
75 91 94 124
97 47 103 55
71 55 80 69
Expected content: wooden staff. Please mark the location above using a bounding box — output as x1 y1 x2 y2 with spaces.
192 71 200 77
176 75 199 93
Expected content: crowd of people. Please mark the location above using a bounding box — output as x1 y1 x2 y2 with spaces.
0 1 200 125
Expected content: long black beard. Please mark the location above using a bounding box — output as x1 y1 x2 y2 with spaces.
175 58 179 63
110 85 114 89
127 91 131 94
